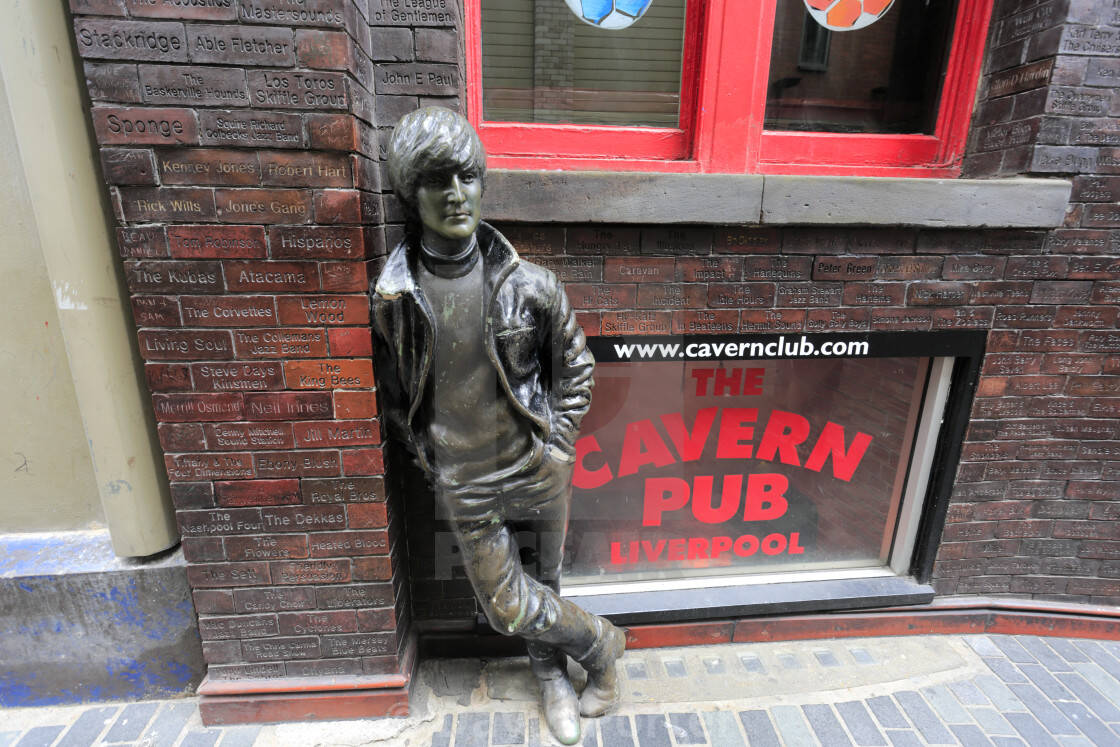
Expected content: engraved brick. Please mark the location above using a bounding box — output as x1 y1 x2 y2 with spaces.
270 226 364 259
603 257 672 284
157 148 260 186
125 0 237 19
215 478 299 508
942 256 1005 280
146 363 192 392
375 63 457 95
242 636 320 662
274 295 366 326
177 507 263 537
199 110 303 148
327 329 373 359
215 188 311 224
738 309 805 333
167 452 255 481
321 632 395 657
180 296 277 327
870 308 933 331
153 392 242 422
640 227 712 256
120 186 215 221
193 363 283 394
348 503 388 529
284 359 373 389
1031 145 1100 173
306 112 359 151
261 505 346 532
776 283 842 307
1030 281 1093 304
742 256 812 281
168 225 267 259
139 330 234 360
907 282 971 306
234 328 329 358
970 281 1033 305
198 614 278 642
271 559 350 584
333 391 376 419
131 295 181 326
278 610 357 636
322 260 368 293
1043 354 1103 375
207 662 284 678
234 587 315 613
308 530 388 557
989 59 1055 97
187 24 294 66
714 227 779 254
293 420 379 449
73 19 188 61
1084 204 1120 228
600 311 671 336
237 0 346 27
932 307 993 330
353 558 394 583
994 306 1056 328
876 256 941 280
159 423 205 452
101 148 157 185
526 256 601 282
296 28 355 68
187 561 268 588
1085 332 1120 353
805 308 869 332
255 450 341 478
259 152 351 188
138 64 248 107
842 283 905 306
369 0 460 26
248 70 348 110
1056 306 1117 329
708 283 775 308
70 0 127 17
673 309 739 334
118 226 168 258
313 189 362 223
676 258 741 283
569 226 639 255
636 284 706 309
224 261 318 291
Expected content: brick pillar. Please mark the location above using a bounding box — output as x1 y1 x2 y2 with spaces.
68 0 415 724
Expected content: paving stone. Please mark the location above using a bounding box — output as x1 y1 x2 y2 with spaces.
663 659 687 678
492 712 525 745
14 726 64 747
736 710 778 747
894 691 956 744
884 729 922 746
770 705 817 746
0 734 16 747
1020 638 1073 673
217 725 262 747
990 737 1027 747
104 702 159 742
1019 663 1075 700
849 647 875 665
431 713 452 747
1072 661 1120 707
633 714 671 747
1054 700 1120 745
1055 736 1095 747
1049 639 1091 664
1055 671 1120 721
987 658 1030 684
950 680 989 706
921 684 973 723
143 701 196 746
1007 684 1079 735
950 723 994 747
968 706 1017 736
179 731 220 747
738 654 764 673
867 696 910 729
581 722 599 747
803 704 852 746
814 649 840 667
966 636 1003 657
1071 640 1120 680
974 675 1026 711
701 657 724 675
600 715 634 747
702 711 746 747
990 636 1036 664
625 662 648 680
56 706 118 747
666 713 705 744
835 700 887 746
777 653 803 669
1004 712 1061 746
455 713 489 747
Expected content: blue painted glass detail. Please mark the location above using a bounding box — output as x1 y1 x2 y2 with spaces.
581 0 614 23
616 0 652 17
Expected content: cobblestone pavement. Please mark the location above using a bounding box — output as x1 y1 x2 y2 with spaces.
5 634 1120 745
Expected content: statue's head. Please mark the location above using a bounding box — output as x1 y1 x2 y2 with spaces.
388 107 486 243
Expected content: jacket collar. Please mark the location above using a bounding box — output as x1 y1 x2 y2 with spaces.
374 221 519 300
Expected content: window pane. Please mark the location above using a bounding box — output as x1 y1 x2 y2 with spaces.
563 355 930 585
480 0 686 127
765 0 958 134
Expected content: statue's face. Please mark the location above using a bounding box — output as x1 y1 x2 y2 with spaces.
416 169 482 242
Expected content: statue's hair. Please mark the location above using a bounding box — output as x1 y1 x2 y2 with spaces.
387 107 486 214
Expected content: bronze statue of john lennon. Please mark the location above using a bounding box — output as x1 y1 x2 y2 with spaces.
370 106 625 744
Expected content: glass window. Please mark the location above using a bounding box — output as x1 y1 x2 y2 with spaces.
563 352 931 585
765 0 959 134
480 0 687 127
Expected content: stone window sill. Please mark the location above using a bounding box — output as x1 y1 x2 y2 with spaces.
483 171 1072 229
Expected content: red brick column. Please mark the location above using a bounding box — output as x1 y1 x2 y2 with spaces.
69 0 411 724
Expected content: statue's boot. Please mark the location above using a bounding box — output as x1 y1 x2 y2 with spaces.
574 617 626 717
528 642 580 744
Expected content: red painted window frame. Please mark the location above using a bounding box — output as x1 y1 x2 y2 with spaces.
465 0 994 177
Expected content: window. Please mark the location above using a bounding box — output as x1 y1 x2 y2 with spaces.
466 0 994 175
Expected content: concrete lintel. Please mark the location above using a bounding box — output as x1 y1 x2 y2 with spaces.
484 171 765 224
761 175 1072 228
485 170 1072 228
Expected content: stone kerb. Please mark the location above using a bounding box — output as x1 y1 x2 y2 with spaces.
68 0 413 715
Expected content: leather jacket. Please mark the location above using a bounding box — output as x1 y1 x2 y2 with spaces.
370 222 594 475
